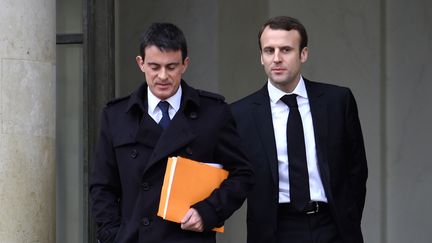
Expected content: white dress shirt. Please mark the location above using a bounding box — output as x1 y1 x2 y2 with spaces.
268 77 327 203
147 86 182 123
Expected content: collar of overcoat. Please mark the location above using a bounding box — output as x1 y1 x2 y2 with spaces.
125 80 200 174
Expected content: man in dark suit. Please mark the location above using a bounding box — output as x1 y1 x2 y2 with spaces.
231 16 368 243
90 22 254 243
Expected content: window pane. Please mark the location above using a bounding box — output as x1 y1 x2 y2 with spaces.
56 44 84 243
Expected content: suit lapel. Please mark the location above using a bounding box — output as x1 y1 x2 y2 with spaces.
305 79 332 196
252 86 279 187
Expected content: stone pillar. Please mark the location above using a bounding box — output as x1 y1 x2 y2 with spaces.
0 0 56 242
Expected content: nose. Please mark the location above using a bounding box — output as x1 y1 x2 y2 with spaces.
158 68 168 80
273 50 281 63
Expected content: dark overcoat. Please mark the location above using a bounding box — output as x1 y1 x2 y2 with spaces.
231 78 368 243
90 80 254 243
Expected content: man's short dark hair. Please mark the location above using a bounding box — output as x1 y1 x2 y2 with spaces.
258 16 308 52
139 22 188 62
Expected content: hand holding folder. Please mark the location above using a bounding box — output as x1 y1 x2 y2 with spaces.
158 156 229 232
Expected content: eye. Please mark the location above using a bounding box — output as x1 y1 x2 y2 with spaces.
167 64 177 70
149 64 160 71
281 47 292 53
263 48 274 54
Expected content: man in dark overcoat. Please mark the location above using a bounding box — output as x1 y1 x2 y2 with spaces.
90 22 254 243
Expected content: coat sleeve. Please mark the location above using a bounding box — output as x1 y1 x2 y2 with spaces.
89 108 121 242
344 89 368 216
192 104 255 231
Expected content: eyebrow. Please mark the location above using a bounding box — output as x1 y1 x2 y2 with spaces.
147 62 180 66
264 45 293 49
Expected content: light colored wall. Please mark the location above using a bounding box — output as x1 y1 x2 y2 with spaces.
386 1 432 242
0 0 56 242
218 0 268 103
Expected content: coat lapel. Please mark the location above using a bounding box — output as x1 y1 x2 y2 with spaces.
252 86 279 187
135 113 163 148
145 113 197 171
143 81 199 173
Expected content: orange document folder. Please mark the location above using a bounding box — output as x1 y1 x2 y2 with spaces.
158 156 229 233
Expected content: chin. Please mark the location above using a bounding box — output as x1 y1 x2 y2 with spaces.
272 77 290 84
154 91 172 100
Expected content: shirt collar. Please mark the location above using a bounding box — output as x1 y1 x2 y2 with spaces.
147 85 182 113
267 76 308 104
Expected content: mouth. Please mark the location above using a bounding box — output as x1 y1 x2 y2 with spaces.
271 68 286 73
155 82 172 92
156 82 171 87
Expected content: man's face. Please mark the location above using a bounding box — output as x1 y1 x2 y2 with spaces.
260 26 308 93
136 45 189 100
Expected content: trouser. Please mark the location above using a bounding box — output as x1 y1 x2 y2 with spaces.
276 202 342 243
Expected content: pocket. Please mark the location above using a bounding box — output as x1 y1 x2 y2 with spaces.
113 222 126 243
113 134 136 148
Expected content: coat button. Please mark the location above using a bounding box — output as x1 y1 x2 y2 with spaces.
141 182 151 191
141 217 150 226
189 112 198 119
130 149 138 159
185 147 193 155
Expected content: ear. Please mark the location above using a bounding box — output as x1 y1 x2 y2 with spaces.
181 57 190 73
136 55 145 72
260 52 264 65
300 47 308 63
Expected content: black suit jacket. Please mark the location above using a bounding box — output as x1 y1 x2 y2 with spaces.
231 78 367 243
90 80 254 243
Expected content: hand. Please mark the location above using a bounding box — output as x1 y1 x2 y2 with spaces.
180 208 204 232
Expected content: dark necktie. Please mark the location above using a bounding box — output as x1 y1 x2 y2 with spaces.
281 94 310 211
158 101 171 129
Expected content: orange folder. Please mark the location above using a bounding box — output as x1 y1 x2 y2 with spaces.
158 156 229 233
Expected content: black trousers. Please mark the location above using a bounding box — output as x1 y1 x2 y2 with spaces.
277 203 342 243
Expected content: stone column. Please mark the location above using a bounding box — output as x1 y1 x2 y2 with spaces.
0 0 56 242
